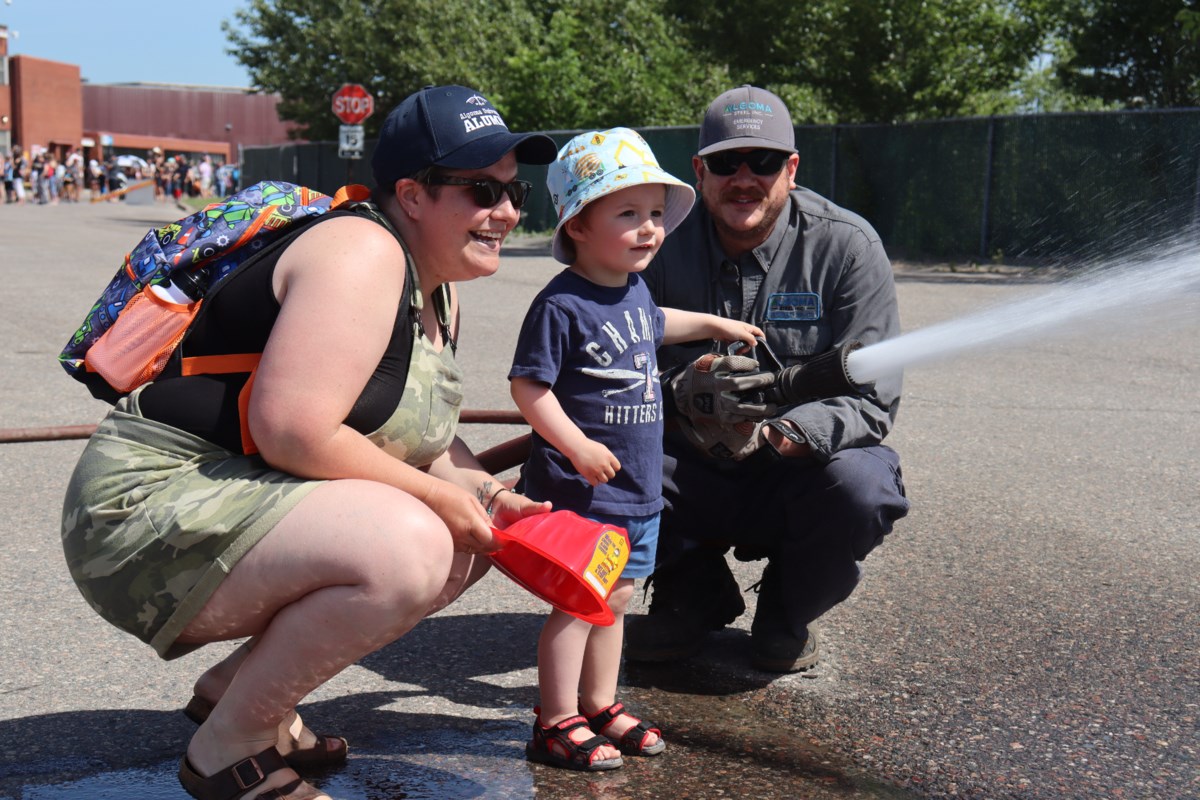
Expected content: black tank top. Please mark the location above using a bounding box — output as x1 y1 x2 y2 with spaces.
139 211 416 452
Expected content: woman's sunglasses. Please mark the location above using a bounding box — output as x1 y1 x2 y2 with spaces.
701 149 790 177
423 175 533 210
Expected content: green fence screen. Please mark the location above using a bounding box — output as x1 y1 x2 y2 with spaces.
243 109 1200 264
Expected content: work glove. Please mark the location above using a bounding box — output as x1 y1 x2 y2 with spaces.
669 353 777 425
669 353 776 461
676 415 769 461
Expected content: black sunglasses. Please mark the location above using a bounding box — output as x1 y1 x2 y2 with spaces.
702 149 790 177
423 175 533 210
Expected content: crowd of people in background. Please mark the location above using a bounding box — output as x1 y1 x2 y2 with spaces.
146 148 239 203
2 144 85 204
2 144 238 206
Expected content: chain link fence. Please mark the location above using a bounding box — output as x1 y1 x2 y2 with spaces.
243 108 1200 264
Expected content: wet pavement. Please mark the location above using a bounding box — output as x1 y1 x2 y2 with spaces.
2 612 912 800
2 201 1197 799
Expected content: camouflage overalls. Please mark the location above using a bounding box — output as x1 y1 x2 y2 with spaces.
61 278 462 659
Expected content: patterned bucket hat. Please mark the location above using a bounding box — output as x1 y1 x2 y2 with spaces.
547 127 695 264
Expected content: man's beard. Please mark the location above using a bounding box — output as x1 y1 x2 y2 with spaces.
710 188 787 253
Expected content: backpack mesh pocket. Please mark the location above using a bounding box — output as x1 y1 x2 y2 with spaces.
85 288 202 393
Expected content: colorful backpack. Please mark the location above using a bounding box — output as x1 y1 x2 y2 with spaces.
59 180 378 405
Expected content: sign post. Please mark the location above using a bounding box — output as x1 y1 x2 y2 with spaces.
332 84 374 169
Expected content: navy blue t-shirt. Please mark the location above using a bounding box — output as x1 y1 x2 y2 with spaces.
509 269 667 516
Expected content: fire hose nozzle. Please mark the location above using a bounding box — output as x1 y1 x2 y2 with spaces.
763 339 873 405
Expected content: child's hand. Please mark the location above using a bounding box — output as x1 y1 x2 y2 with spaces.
713 319 765 348
489 489 552 529
568 439 621 486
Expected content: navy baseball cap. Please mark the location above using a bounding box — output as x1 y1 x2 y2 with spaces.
371 85 557 188
698 85 797 156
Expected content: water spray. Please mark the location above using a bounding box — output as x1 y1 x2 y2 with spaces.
845 243 1200 386
740 241 1200 405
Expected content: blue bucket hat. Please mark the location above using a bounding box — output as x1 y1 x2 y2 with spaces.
547 127 696 264
371 85 556 188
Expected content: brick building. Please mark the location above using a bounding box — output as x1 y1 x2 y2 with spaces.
0 27 18 154
0 24 295 166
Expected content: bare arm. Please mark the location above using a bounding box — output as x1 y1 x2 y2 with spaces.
250 215 416 483
510 376 620 486
427 436 551 531
661 308 763 347
424 293 552 529
247 216 504 552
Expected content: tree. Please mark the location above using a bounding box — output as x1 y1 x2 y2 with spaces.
224 0 541 141
499 0 730 131
996 39 1119 114
671 0 1048 123
1055 0 1200 108
225 0 727 137
227 0 1176 138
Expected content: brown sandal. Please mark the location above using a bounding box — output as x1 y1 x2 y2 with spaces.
178 745 324 799
184 696 348 770
585 701 666 756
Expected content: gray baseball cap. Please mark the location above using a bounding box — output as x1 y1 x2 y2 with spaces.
697 85 797 156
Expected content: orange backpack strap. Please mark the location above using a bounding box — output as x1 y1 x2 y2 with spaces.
237 366 260 456
180 353 262 376
180 353 262 455
331 184 372 208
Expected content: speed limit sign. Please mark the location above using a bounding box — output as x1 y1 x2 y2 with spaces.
339 125 364 159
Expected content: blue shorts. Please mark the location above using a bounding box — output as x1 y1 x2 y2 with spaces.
587 511 660 580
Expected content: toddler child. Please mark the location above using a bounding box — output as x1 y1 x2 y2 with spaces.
509 128 763 771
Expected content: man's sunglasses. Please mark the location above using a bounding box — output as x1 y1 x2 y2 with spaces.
423 175 533 210
702 149 790 177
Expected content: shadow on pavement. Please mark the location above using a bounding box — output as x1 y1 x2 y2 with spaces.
1 613 911 799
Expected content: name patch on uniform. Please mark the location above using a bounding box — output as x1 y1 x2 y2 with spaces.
765 292 821 322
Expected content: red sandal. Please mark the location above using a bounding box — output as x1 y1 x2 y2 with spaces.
525 712 624 771
585 701 666 756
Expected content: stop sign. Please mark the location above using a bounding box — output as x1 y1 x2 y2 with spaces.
332 84 374 125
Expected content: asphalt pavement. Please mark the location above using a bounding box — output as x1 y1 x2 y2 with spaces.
0 199 1196 799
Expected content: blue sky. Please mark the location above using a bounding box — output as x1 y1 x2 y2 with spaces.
1 0 252 87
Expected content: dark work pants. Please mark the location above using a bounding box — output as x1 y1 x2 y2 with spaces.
659 440 910 638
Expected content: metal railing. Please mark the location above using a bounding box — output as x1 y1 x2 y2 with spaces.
0 410 532 476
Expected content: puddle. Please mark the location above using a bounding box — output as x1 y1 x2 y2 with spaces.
5 697 914 800
2 623 917 799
